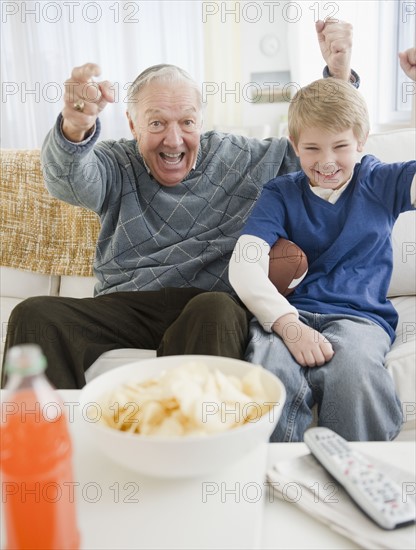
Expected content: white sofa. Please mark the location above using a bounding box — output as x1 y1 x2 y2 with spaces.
1 129 415 440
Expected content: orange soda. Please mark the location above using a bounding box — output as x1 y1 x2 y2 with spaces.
0 345 80 549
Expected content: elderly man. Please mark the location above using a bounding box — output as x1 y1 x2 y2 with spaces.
4 20 357 388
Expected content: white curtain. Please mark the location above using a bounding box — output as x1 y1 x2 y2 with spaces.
1 0 204 149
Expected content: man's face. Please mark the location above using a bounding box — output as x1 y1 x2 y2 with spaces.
127 81 202 187
292 127 365 190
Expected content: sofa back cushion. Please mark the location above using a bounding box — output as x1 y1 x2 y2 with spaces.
0 267 59 299
362 129 416 297
1 149 99 277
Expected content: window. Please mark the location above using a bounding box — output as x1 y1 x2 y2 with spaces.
378 0 415 128
396 0 415 114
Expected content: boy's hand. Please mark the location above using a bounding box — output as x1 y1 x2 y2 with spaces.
62 63 115 142
399 48 416 82
316 18 352 82
273 313 334 368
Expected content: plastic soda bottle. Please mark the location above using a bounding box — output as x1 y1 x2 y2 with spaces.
0 344 80 549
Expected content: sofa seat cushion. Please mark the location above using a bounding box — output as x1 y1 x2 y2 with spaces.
0 267 61 366
85 348 157 383
1 296 24 364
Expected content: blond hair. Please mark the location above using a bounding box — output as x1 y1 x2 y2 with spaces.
288 78 369 146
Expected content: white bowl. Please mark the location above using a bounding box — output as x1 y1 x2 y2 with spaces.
79 355 286 478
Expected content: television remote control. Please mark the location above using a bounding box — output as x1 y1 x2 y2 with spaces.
304 427 416 530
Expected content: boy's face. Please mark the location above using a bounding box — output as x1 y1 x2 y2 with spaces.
291 127 366 189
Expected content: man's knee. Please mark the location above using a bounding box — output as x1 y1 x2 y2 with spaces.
185 292 245 322
176 292 248 351
5 297 60 344
7 296 51 330
10 296 63 319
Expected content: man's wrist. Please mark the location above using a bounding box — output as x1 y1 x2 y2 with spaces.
61 118 96 144
323 66 360 88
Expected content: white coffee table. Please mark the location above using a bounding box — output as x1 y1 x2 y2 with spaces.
1 390 414 549
263 441 415 549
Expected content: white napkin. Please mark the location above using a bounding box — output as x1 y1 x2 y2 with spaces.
267 452 415 550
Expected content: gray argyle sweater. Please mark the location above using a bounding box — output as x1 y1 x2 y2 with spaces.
41 115 299 296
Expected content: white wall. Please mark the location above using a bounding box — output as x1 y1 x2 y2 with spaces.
239 4 290 136
203 1 290 137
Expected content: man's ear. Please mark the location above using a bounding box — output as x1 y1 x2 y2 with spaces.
126 111 138 140
289 136 300 156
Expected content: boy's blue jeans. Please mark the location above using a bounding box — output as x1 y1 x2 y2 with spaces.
246 312 403 442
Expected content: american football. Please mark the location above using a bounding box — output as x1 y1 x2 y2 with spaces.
268 238 308 296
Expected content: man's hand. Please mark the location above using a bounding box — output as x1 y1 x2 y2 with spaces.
62 63 115 142
316 18 353 82
272 313 334 368
399 47 416 82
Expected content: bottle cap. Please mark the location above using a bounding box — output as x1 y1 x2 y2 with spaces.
5 344 47 376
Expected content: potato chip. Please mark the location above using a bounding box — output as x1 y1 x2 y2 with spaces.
100 361 273 437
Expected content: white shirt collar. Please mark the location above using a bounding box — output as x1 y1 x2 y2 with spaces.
309 174 352 204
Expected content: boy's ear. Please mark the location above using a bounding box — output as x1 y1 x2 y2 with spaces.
289 136 300 156
357 132 369 152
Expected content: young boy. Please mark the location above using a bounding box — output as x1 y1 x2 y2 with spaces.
229 63 416 442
